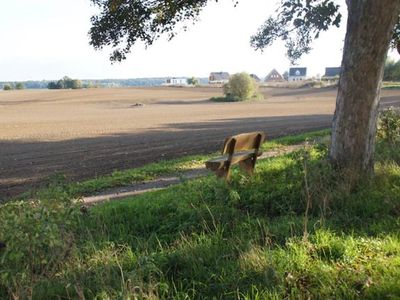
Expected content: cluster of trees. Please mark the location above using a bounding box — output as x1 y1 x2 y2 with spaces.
384 59 400 81
2 82 24 91
47 76 82 90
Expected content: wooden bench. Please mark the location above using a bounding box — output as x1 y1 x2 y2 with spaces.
205 132 265 180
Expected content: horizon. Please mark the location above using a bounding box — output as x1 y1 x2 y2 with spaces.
0 0 398 82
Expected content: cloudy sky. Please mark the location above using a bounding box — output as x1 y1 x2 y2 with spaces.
0 0 397 81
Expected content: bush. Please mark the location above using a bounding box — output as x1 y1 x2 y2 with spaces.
223 72 261 101
15 83 24 90
0 198 79 298
377 107 400 144
3 84 12 91
384 58 400 81
47 76 82 90
187 77 199 86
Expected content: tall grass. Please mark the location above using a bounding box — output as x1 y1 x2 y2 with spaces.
1 133 399 298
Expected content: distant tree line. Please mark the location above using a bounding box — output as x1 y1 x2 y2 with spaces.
1 77 209 90
2 82 24 91
48 76 82 89
384 59 400 81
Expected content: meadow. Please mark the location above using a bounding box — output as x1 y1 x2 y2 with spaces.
1 127 399 299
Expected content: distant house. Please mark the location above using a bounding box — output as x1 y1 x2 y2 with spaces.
164 78 188 86
265 69 284 82
209 72 230 84
250 74 261 82
323 67 341 79
288 67 307 81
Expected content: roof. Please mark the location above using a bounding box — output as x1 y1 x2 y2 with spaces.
250 74 261 81
324 67 341 77
289 67 307 77
209 72 230 81
265 69 284 81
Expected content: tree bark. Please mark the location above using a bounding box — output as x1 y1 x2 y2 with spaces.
330 0 400 175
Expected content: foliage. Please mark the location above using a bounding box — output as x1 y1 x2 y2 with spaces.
89 0 211 62
3 84 12 91
250 0 342 63
0 198 79 298
88 0 400 64
223 72 261 101
384 59 400 81
187 76 199 86
377 107 400 144
282 70 289 81
48 76 82 90
1 136 400 298
15 82 24 90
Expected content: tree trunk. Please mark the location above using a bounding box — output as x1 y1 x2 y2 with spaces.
330 0 400 175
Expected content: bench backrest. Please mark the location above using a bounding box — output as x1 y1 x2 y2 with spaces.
222 132 265 156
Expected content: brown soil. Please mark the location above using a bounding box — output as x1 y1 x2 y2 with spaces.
1 86 399 200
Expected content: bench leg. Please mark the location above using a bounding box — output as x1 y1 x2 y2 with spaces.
239 157 256 176
215 166 231 181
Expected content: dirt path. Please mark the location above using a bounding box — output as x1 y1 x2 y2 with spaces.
82 144 306 205
1 86 399 200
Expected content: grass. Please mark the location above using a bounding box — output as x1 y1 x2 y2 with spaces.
14 129 330 202
382 81 400 89
1 129 399 299
210 94 263 102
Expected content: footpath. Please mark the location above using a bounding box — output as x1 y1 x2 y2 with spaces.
82 144 305 205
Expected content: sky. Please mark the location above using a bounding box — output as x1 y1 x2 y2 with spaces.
0 0 396 81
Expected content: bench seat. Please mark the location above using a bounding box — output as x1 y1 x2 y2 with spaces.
205 150 263 171
205 132 265 180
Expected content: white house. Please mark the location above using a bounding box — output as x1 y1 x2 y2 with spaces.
288 67 307 81
164 78 188 86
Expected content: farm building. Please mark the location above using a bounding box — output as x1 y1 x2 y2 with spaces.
164 78 188 86
323 67 341 79
288 67 307 81
209 72 230 84
250 74 261 82
265 69 284 82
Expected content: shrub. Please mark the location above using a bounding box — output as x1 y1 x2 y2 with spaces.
15 83 24 90
3 84 12 91
47 76 82 90
223 72 261 101
187 77 199 86
377 106 400 144
0 198 79 298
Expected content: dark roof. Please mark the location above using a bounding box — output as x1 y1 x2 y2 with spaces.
250 74 260 81
209 72 230 80
265 69 284 81
324 67 341 77
289 67 307 77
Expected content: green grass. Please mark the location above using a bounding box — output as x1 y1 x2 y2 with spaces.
1 131 399 299
382 81 400 89
14 129 330 202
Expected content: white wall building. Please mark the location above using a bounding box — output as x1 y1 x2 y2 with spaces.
164 78 188 85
